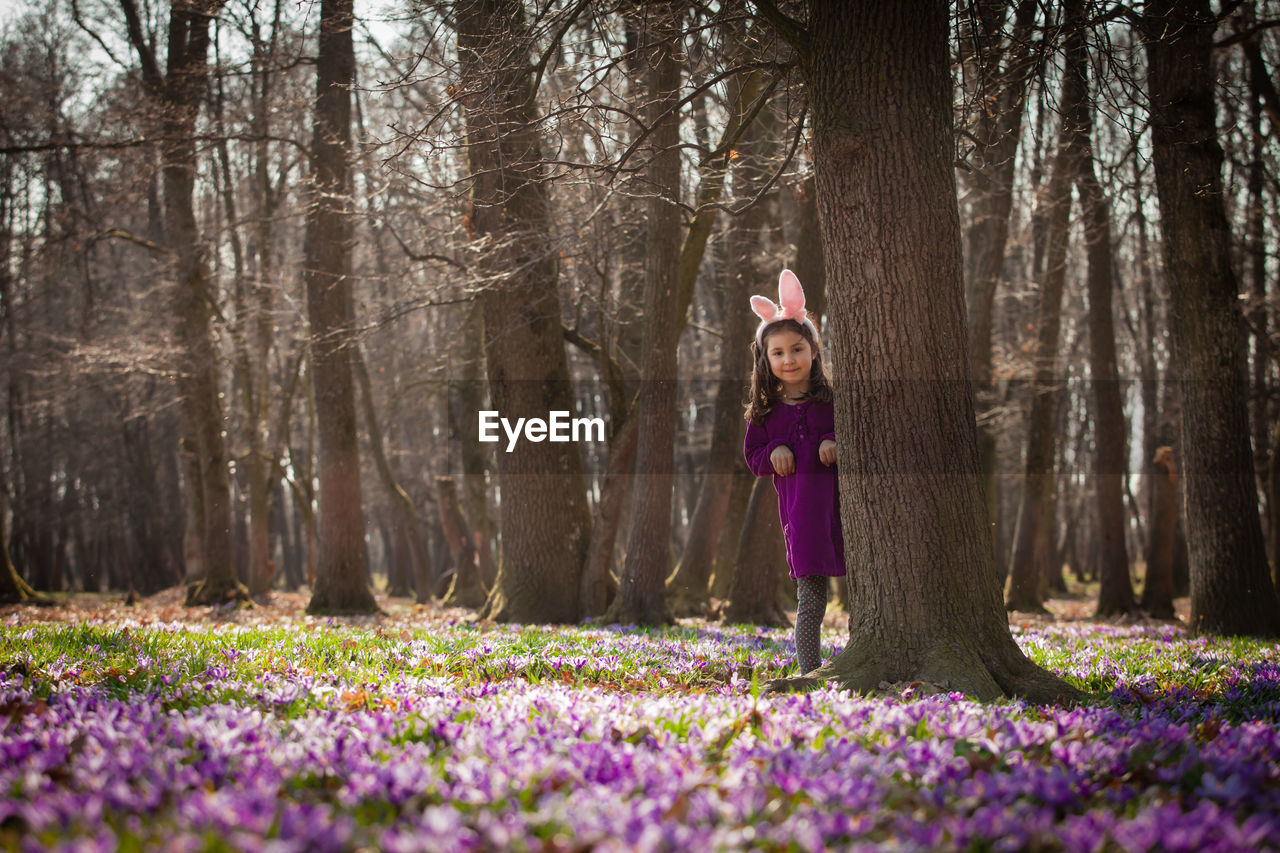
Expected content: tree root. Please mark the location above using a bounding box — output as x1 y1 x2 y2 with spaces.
766 634 1087 706
185 577 252 608
305 585 382 616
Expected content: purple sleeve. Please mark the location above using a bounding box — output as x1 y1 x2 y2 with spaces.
744 419 787 477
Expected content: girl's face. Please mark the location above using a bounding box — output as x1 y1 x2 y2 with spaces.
764 327 814 392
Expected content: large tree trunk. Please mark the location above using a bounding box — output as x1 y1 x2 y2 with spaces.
118 0 247 607
1143 0 1280 637
607 2 684 626
772 0 1082 702
303 0 378 615
458 0 592 624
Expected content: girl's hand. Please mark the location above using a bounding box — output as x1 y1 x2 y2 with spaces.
770 444 796 476
819 439 837 467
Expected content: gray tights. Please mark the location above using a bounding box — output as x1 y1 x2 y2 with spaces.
795 575 830 674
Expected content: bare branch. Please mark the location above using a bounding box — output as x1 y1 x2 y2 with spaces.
748 0 809 57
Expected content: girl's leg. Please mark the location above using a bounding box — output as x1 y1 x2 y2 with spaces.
794 575 829 673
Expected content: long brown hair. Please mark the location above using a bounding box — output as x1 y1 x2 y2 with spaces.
744 318 833 426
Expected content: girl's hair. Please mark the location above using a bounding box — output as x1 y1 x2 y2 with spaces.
744 318 833 425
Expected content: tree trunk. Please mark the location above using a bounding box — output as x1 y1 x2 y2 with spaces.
1143 0 1280 637
1245 43 1270 560
1141 447 1178 618
1073 28 1135 616
774 0 1081 702
457 0 592 624
580 413 638 618
0 446 40 604
353 345 428 597
963 0 1040 585
454 304 497 589
607 2 684 626
117 0 247 607
1005 110 1078 612
709 465 753 600
437 477 488 609
723 477 790 626
304 0 378 615
666 80 767 614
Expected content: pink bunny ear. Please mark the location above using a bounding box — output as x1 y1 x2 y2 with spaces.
778 269 806 324
750 295 778 321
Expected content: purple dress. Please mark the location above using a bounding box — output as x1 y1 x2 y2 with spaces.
743 399 846 579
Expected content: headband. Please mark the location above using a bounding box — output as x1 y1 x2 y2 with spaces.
750 269 818 347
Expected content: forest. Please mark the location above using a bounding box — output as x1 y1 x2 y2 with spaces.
4 1 1280 849
1 0 1279 633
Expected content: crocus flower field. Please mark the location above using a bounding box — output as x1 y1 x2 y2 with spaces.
2 594 1279 852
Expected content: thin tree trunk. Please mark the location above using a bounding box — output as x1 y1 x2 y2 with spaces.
304 0 378 615
666 68 768 615
1072 27 1136 615
353 345 428 596
580 413 638 618
709 465 753 601
608 2 684 626
1246 44 1270 559
1005 72 1081 612
964 0 1040 584
724 477 790 626
437 477 487 609
1141 447 1178 618
1144 0 1280 637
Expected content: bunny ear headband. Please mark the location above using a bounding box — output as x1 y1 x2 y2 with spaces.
750 269 817 348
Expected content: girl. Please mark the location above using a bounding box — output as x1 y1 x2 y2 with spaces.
743 269 845 674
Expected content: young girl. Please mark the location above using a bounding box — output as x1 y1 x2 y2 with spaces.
743 269 845 674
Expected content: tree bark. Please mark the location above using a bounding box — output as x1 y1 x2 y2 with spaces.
457 0 593 624
607 2 685 626
1143 0 1280 637
767 0 1082 702
304 0 378 615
